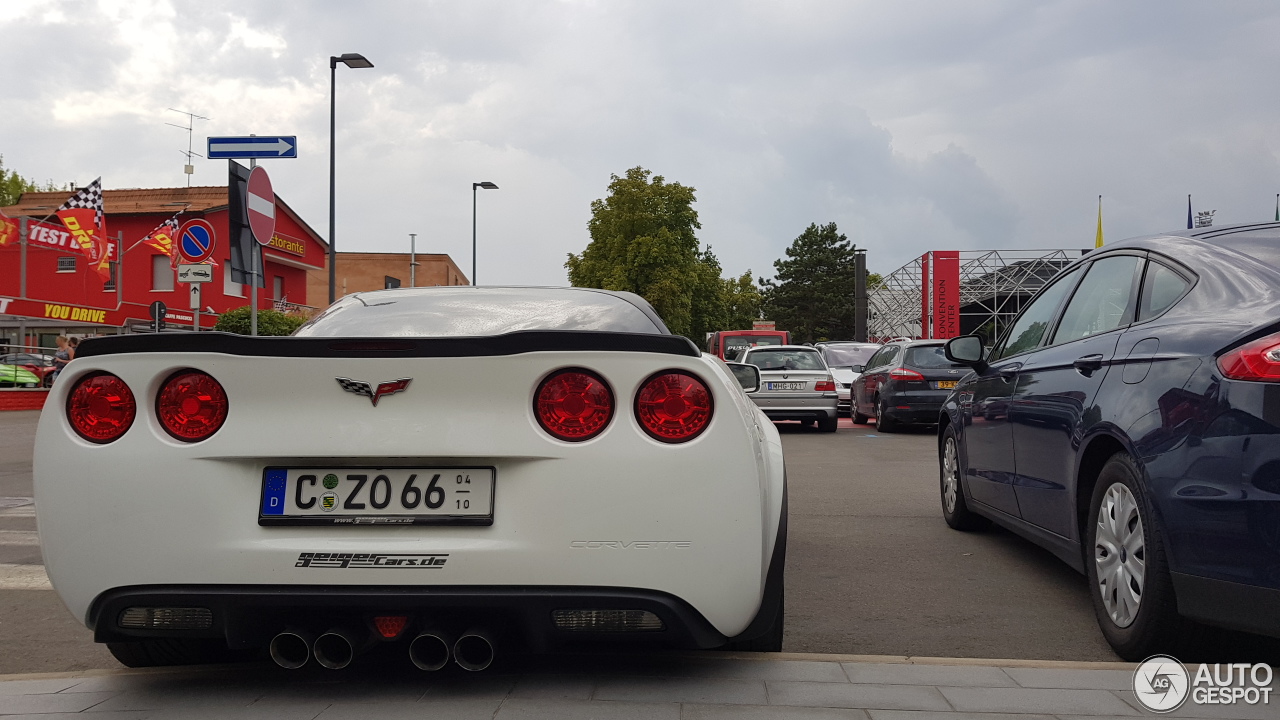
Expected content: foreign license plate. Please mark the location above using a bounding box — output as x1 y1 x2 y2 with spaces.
766 382 807 391
259 467 495 526
936 380 958 390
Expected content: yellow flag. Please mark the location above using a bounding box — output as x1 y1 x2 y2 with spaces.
1095 195 1104 248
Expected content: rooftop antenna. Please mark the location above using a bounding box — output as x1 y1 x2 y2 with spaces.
165 108 210 187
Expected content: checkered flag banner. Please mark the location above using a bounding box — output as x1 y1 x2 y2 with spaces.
58 177 104 227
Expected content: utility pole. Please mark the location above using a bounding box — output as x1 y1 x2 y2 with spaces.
409 233 418 287
854 248 868 342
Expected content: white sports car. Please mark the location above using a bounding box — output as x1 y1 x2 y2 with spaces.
35 287 787 670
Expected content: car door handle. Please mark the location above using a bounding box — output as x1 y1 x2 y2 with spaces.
1074 354 1104 376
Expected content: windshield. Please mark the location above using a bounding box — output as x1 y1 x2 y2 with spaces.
296 287 665 337
905 345 964 369
745 348 827 371
819 344 879 368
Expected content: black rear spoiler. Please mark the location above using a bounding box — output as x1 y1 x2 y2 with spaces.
75 330 701 359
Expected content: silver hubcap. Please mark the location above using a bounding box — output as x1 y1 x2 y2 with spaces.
942 437 959 514
1095 482 1146 628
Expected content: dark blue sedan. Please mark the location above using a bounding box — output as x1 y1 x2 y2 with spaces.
937 222 1280 660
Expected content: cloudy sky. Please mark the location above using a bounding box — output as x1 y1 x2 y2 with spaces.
3 0 1278 286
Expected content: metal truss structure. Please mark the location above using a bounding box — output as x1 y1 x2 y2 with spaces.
868 248 1089 342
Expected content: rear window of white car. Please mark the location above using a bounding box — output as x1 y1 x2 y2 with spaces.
296 287 666 337
746 348 826 371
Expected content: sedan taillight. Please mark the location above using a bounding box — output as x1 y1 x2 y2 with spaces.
890 367 925 381
815 378 836 392
635 371 713 443
535 368 614 441
157 370 229 442
67 372 136 443
1218 332 1280 382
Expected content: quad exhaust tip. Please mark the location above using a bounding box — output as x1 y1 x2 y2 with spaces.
269 629 313 670
452 628 495 672
408 631 452 672
313 627 360 670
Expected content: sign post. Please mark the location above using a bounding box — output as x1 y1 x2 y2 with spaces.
179 264 213 331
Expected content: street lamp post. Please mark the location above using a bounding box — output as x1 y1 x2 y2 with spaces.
471 181 498 286
328 52 374 305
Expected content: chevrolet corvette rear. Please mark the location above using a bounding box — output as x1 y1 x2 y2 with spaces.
33 287 786 669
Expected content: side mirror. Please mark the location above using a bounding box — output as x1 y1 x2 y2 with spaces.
726 362 761 393
850 364 864 373
944 335 987 372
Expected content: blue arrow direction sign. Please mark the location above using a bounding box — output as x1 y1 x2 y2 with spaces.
207 136 297 159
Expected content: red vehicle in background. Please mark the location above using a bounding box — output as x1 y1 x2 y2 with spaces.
706 330 791 360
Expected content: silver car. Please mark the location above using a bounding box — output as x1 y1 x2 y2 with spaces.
816 342 882 416
740 345 839 432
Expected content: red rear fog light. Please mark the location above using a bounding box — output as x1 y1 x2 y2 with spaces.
66 372 136 443
157 370 229 442
535 369 614 441
635 371 713 443
374 615 408 639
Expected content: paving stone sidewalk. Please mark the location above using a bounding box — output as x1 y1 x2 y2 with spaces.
0 652 1270 719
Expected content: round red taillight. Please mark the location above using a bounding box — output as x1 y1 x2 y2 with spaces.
534 368 614 441
66 372 136 444
156 370 228 442
635 371 713 443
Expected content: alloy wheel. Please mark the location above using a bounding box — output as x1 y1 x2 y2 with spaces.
942 437 960 514
1094 482 1146 628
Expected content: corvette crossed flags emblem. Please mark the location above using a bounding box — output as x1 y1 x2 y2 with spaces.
336 377 413 406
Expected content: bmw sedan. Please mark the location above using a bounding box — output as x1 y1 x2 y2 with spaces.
740 345 839 432
937 222 1280 660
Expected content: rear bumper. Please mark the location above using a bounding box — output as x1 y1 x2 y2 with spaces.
880 389 949 424
1172 573 1280 639
751 394 838 421
88 585 729 650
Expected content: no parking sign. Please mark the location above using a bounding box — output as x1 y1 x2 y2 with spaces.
177 219 217 264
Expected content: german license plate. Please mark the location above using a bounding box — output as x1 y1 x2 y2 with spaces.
259 467 495 526
936 380 958 390
766 382 806 391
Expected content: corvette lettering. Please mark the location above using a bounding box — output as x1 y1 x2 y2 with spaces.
336 377 413 406
295 552 448 568
571 541 691 549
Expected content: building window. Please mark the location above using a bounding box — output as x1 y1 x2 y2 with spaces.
57 256 76 273
103 262 117 291
152 255 174 291
223 262 243 297
273 276 284 300
384 275 401 289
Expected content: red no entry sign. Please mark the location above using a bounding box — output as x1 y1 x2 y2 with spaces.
246 166 276 246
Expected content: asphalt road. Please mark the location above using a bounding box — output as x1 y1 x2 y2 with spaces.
2 408 1274 674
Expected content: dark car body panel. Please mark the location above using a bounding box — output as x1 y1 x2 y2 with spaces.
939 227 1280 638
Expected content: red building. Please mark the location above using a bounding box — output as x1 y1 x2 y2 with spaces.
1 185 327 348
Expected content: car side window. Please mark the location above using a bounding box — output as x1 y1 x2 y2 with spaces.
991 267 1082 361
1051 255 1141 345
864 347 888 370
1137 260 1190 321
879 346 901 367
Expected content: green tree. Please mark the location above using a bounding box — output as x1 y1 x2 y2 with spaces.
0 155 57 206
213 306 307 336
760 222 868 343
723 270 763 331
567 167 733 342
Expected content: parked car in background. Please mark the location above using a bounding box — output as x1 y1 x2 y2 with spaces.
740 345 839 431
706 330 790 360
852 339 968 431
937 222 1280 660
0 364 41 388
816 342 881 416
0 353 58 387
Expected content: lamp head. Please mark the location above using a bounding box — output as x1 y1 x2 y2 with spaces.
474 181 499 190
332 53 374 69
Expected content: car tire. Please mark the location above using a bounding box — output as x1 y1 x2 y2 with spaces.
107 638 246 668
939 424 989 531
818 416 838 433
1085 453 1193 661
874 398 897 433
851 406 869 424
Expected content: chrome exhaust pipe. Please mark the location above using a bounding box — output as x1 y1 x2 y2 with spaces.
313 626 363 670
408 630 452 672
269 629 313 669
452 628 495 672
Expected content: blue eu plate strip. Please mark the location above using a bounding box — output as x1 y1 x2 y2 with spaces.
262 469 287 515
